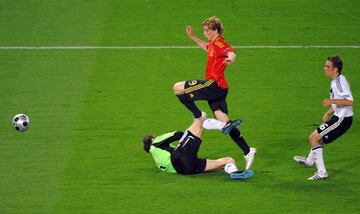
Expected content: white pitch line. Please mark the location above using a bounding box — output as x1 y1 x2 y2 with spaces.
235 45 360 49
0 46 198 50
0 45 359 50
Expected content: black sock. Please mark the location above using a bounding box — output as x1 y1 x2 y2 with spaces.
176 94 202 118
229 128 250 155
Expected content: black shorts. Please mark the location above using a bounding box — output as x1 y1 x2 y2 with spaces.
170 130 206 175
316 116 353 144
184 79 228 114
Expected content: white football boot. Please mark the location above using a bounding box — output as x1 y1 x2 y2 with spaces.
307 171 329 180
244 148 256 170
293 156 315 167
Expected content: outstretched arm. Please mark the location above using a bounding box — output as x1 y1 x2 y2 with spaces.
186 26 208 52
152 131 184 149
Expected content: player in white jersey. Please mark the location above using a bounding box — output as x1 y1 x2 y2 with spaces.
294 56 353 180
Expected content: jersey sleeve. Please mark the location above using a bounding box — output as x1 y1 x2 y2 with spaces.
214 39 235 57
338 77 353 101
153 131 184 149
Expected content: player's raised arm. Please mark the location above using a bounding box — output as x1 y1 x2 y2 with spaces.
186 26 208 52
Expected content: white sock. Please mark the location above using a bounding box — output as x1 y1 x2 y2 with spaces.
202 118 226 130
306 148 316 165
314 147 326 173
224 163 238 174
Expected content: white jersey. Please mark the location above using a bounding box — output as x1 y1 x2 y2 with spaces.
330 74 353 117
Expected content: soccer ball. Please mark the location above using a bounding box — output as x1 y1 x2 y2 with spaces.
12 113 30 132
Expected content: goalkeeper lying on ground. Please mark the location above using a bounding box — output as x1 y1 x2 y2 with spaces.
142 113 253 180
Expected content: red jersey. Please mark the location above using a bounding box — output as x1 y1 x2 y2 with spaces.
205 36 235 89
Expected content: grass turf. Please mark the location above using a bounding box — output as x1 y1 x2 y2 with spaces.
0 0 359 213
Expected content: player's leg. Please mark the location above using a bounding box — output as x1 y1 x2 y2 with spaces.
306 130 329 180
173 81 186 94
202 113 242 133
206 89 256 170
307 130 324 165
172 115 207 175
306 116 352 180
213 110 242 134
187 113 206 138
204 157 254 180
201 110 227 130
203 157 235 172
294 129 327 180
203 100 242 134
178 116 241 174
294 131 323 165
214 110 251 156
213 109 229 122
210 99 255 170
215 111 256 170
295 116 346 179
294 126 326 164
173 81 202 119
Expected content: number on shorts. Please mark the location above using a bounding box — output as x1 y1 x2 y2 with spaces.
188 80 197 86
319 123 329 131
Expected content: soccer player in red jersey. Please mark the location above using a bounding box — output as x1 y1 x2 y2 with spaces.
173 16 256 170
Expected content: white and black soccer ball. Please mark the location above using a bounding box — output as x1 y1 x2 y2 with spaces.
12 113 30 132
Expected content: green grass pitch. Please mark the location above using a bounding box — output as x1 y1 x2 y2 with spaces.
0 0 359 213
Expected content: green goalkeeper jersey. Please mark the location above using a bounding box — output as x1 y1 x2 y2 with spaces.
149 131 183 174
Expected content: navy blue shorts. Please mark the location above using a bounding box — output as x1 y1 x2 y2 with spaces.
171 130 206 175
317 116 352 144
184 79 228 114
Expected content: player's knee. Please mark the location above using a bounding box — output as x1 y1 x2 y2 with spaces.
309 134 315 145
172 83 178 93
309 132 321 145
173 82 185 94
308 134 313 142
226 157 235 164
309 132 315 141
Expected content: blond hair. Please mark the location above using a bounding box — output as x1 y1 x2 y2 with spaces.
202 16 224 35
